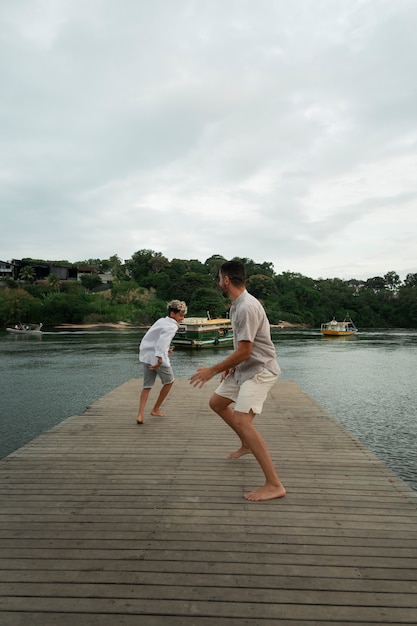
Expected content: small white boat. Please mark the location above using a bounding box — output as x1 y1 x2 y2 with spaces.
6 323 43 335
321 318 357 337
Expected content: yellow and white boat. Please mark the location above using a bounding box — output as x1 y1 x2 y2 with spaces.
321 318 357 337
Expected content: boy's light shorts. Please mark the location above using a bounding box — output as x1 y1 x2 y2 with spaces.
214 368 279 415
141 362 174 388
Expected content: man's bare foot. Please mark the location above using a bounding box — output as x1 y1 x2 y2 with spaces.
227 446 251 459
136 417 144 425
151 409 165 417
244 483 286 502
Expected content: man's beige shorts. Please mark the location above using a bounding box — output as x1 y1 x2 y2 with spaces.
215 368 278 415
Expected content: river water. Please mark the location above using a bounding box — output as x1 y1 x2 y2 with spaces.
1 328 416 490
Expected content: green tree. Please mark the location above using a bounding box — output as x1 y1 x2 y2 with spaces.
47 273 61 292
41 292 90 325
80 274 103 293
0 289 42 326
188 287 227 317
19 265 36 282
148 272 172 301
364 276 386 293
247 274 277 300
167 272 214 303
395 288 417 327
404 273 417 288
233 257 276 279
149 252 169 274
384 271 401 294
168 259 191 278
75 258 102 269
108 254 126 280
126 249 168 284
3 278 18 289
204 254 227 278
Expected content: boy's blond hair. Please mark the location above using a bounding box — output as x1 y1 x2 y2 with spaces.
167 299 187 315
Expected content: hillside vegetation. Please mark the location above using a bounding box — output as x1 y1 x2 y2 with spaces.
1 251 417 328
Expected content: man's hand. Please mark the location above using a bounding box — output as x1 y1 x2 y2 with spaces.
220 369 231 382
190 340 253 389
190 366 216 388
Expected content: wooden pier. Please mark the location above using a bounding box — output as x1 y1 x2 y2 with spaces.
0 378 417 625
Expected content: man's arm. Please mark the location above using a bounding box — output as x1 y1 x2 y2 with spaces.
190 340 252 388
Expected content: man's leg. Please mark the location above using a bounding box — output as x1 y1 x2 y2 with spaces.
233 410 286 501
151 382 174 416
209 393 251 458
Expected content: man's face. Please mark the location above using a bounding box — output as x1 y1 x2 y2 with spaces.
218 272 230 298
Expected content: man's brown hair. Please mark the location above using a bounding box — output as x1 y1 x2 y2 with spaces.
220 261 246 287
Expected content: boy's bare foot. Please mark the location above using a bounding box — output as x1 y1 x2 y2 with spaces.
244 483 286 502
227 446 251 459
136 417 144 425
151 409 165 417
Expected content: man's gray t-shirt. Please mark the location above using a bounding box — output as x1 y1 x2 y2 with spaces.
230 289 281 384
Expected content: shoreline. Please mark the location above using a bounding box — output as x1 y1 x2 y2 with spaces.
53 322 148 330
270 321 310 329
53 321 309 330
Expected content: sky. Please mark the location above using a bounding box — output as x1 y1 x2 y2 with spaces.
1 0 417 281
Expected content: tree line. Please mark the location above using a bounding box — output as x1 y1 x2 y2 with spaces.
1 250 417 328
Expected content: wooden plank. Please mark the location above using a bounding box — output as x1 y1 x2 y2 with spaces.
1 378 417 625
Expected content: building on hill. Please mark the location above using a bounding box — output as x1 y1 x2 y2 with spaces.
1 259 81 282
0 260 14 280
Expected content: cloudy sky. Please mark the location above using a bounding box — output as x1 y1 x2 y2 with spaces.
1 0 416 280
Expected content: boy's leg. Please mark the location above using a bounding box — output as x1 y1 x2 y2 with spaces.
137 363 157 423
151 382 174 416
137 387 151 423
151 366 175 416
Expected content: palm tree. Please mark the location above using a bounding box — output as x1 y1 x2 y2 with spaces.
19 265 36 283
47 273 61 291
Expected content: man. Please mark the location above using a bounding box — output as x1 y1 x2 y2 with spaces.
190 261 286 502
137 299 187 424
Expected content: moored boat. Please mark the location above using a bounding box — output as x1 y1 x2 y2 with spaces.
172 317 233 349
321 318 357 337
6 323 43 335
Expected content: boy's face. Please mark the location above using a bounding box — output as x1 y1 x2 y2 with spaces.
171 310 185 323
